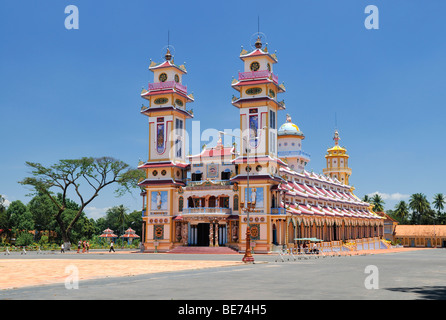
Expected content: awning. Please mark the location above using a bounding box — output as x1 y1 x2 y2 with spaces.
294 238 323 242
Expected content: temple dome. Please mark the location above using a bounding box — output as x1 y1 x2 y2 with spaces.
278 114 304 137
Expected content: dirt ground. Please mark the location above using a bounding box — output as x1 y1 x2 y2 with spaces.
0 258 242 290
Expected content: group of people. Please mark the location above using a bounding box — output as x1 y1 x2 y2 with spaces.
297 242 320 254
76 240 90 253
59 240 117 253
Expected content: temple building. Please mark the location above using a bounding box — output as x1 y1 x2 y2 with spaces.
138 36 385 253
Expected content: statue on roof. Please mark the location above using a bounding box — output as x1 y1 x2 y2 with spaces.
333 130 340 145
286 114 292 123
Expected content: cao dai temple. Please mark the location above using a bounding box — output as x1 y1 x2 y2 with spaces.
137 36 386 253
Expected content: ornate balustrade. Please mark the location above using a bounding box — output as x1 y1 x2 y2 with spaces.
148 81 187 93
238 70 278 83
183 207 232 215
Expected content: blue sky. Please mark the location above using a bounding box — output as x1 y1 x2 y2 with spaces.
1 0 445 219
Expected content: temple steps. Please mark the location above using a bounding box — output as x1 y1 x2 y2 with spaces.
168 246 240 254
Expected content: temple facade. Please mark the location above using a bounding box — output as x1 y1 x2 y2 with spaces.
138 36 384 253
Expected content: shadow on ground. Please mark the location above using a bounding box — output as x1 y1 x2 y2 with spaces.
385 286 446 300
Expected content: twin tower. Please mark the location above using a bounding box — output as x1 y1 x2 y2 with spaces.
138 35 352 188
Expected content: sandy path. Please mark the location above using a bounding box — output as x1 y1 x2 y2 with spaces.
0 259 242 290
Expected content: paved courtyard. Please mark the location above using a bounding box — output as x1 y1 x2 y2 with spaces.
0 248 445 300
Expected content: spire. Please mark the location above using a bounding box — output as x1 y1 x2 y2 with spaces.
165 30 172 61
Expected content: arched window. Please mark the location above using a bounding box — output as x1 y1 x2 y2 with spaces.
179 196 184 212
233 195 239 211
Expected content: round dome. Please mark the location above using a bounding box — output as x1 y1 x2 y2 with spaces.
279 122 300 133
278 121 304 137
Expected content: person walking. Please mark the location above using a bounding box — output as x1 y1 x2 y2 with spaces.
61 243 65 253
86 241 90 253
82 240 86 253
109 241 115 253
77 240 81 253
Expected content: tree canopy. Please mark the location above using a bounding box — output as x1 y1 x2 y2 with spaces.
19 157 144 246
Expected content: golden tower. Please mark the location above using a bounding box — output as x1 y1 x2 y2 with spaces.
323 130 352 185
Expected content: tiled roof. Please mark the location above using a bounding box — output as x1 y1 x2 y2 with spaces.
395 225 446 237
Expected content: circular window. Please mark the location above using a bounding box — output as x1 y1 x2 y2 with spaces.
267 63 271 72
154 97 168 105
175 99 183 107
153 170 158 176
176 170 180 177
159 73 167 82
245 87 262 95
250 61 260 71
246 165 252 173
161 170 167 176
174 74 179 83
256 165 262 172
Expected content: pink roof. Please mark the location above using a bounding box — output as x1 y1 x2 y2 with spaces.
309 205 324 216
240 49 278 63
188 146 235 161
138 161 190 169
299 205 314 215
149 60 187 74
321 207 336 216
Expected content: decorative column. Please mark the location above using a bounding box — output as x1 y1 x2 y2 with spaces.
215 222 219 247
209 221 214 247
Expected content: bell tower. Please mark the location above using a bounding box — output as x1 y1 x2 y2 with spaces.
230 33 286 254
323 130 352 185
231 35 286 175
140 48 194 164
139 45 194 252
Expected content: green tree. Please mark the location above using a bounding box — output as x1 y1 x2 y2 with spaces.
0 196 13 242
7 200 35 234
371 194 385 212
433 193 445 224
362 194 371 203
28 192 58 239
19 157 144 249
127 210 142 236
409 193 430 224
103 205 128 236
394 201 410 224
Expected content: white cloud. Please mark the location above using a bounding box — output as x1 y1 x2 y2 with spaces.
84 206 111 220
1 195 11 208
368 191 410 201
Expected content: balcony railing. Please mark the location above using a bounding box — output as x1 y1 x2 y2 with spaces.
183 207 232 215
277 150 311 159
238 70 278 83
271 208 286 215
148 81 187 94
186 180 232 187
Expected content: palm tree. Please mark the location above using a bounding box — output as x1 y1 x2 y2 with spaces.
371 194 385 212
433 193 445 224
409 193 430 224
394 201 409 224
116 205 128 246
362 194 371 203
